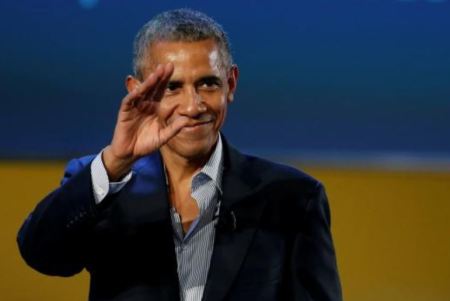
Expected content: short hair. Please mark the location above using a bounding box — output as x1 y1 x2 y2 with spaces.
133 8 233 80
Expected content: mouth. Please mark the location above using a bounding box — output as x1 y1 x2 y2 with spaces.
181 119 214 132
185 120 213 128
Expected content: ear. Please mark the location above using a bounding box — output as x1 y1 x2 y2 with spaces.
226 65 239 103
125 75 141 94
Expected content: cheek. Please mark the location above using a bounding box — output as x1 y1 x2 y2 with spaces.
207 92 227 107
212 98 228 125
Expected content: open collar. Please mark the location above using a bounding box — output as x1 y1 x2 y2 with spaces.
125 135 268 301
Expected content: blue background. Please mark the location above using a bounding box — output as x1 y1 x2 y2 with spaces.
1 0 449 167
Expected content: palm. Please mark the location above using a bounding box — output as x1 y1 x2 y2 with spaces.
110 63 188 160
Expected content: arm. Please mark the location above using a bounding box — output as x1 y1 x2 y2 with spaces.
17 158 97 276
17 63 188 276
290 183 343 301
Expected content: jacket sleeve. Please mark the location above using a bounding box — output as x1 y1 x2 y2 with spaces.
17 157 98 276
290 183 343 301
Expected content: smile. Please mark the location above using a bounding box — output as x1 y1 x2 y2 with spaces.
182 120 214 132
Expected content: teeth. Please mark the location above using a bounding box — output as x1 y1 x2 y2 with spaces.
186 121 210 127
199 115 212 122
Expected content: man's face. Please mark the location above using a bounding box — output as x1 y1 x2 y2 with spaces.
143 39 237 161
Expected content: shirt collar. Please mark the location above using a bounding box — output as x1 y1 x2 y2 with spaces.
196 134 223 194
163 134 224 194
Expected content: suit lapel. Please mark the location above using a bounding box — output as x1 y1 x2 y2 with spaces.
202 139 268 301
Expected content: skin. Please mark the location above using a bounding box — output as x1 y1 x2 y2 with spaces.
102 39 238 232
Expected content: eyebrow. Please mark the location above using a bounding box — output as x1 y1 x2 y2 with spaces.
195 75 223 86
167 75 223 87
167 79 183 86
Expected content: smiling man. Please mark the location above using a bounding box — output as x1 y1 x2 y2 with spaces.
18 9 342 301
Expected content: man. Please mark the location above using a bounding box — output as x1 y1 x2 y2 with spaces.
18 9 342 301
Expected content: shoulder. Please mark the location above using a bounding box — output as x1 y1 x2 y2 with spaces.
61 152 163 185
222 137 322 197
243 153 322 195
61 155 96 185
64 154 96 171
236 153 328 229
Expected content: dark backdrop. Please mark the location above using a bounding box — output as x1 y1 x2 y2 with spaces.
1 0 449 167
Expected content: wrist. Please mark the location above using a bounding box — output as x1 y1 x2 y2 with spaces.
102 146 135 181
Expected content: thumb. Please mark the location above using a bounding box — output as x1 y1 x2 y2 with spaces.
159 116 190 144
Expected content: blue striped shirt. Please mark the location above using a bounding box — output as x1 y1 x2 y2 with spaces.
168 135 223 301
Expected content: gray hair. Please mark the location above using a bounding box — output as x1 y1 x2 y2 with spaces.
133 9 233 80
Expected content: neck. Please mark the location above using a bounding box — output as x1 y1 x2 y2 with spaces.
161 149 212 185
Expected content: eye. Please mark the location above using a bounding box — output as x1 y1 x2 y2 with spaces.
198 78 221 90
166 82 182 93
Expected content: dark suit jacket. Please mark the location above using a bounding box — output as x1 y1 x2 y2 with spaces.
18 137 342 301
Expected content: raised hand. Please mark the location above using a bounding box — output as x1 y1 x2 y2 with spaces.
102 63 189 180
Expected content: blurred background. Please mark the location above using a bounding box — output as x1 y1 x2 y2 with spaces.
1 0 449 300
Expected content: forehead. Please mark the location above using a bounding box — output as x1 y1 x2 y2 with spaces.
145 39 225 77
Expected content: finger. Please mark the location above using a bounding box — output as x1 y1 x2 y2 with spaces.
141 64 166 100
122 64 166 110
159 116 189 144
121 72 158 110
145 63 174 102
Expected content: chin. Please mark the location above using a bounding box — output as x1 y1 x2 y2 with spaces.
165 137 215 160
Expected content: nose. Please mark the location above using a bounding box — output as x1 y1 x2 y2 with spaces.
179 87 207 117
